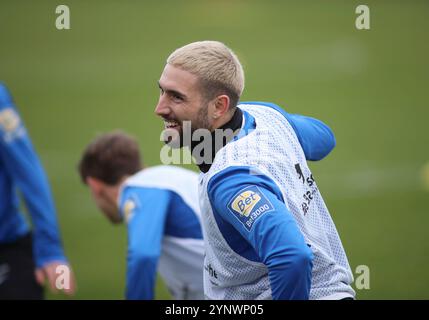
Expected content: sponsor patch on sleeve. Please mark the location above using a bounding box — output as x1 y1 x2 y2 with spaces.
122 199 136 223
0 108 20 133
227 185 274 231
0 108 26 142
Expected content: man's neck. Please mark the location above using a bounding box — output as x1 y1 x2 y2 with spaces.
212 110 235 131
192 108 243 173
113 175 133 202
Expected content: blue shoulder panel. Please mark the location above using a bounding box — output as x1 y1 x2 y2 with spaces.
239 101 336 161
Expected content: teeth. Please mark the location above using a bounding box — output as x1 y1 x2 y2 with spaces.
164 120 179 128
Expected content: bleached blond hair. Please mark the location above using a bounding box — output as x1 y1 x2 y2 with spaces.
166 40 245 109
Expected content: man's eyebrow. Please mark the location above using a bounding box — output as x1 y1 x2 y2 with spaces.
158 82 186 99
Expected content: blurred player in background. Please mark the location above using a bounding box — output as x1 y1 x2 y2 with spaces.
0 83 76 299
155 41 355 300
78 131 204 300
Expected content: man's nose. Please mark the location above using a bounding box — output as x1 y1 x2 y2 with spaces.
155 96 169 117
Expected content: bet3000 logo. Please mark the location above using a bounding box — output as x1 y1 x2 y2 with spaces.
228 186 274 231
231 190 261 217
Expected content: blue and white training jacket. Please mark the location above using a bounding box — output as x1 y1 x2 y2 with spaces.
0 83 66 268
118 165 205 300
199 102 355 300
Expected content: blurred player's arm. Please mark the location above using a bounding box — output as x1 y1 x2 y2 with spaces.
208 166 313 300
120 187 170 300
0 83 75 294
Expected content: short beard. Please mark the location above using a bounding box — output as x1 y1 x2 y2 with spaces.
192 102 212 133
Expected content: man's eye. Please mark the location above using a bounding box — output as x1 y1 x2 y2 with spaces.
172 94 183 102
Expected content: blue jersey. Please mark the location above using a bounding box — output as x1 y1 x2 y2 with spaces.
118 166 205 300
199 102 354 300
0 83 66 268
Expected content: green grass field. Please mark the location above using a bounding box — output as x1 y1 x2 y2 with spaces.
1 0 428 299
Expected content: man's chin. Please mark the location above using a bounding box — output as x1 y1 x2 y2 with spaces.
163 128 183 148
164 138 182 149
110 216 123 224
161 124 197 148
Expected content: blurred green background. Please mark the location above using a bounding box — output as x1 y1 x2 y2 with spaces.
1 0 428 299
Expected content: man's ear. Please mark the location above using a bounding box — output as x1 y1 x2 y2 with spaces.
86 177 104 195
213 95 230 119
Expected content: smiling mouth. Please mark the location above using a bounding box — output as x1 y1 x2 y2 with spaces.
164 120 181 129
